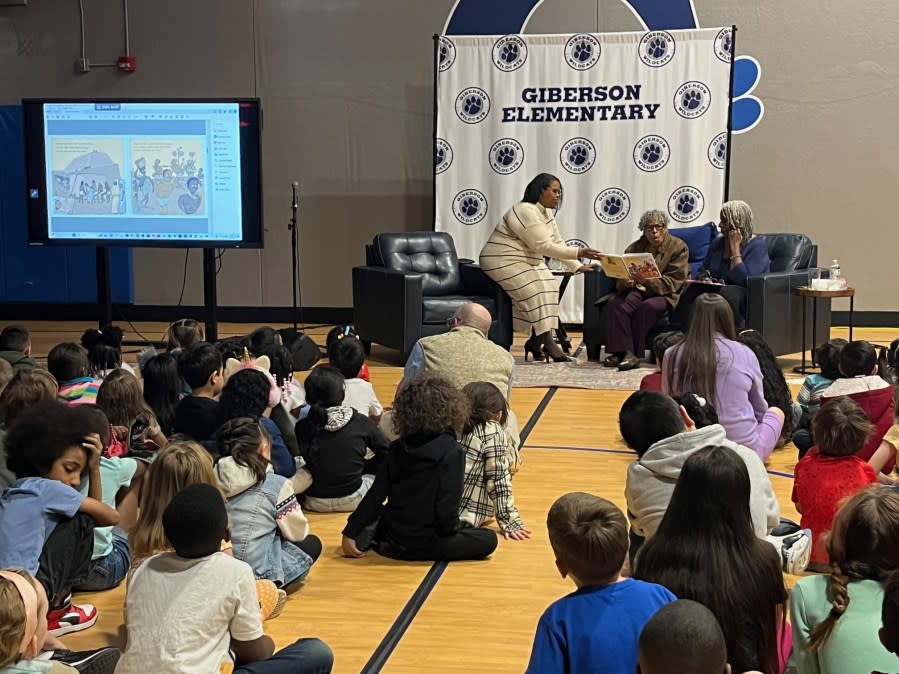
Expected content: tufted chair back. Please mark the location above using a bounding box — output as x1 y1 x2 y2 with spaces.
367 232 462 296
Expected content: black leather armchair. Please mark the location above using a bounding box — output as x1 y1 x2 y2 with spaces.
746 233 830 357
352 232 513 357
582 231 831 358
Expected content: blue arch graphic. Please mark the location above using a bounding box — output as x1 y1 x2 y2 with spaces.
443 0 762 132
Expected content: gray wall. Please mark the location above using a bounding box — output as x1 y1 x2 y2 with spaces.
1 0 895 312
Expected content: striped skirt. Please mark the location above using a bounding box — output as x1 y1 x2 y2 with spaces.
480 242 560 336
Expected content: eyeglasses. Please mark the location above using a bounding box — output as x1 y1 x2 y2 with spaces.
642 224 666 232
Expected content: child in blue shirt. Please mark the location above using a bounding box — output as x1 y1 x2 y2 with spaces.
525 492 675 674
0 401 119 636
792 338 847 456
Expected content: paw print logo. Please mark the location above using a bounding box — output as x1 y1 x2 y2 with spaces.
564 34 601 70
642 143 661 163
453 188 488 225
454 87 490 124
677 194 695 214
500 43 519 64
464 96 482 116
492 35 527 72
706 132 727 170
633 135 670 173
437 37 456 72
674 81 711 119
488 138 524 175
638 31 675 67
594 188 631 225
435 138 453 175
714 27 732 63
646 37 666 59
560 138 596 174
568 146 588 167
667 186 705 223
461 197 480 216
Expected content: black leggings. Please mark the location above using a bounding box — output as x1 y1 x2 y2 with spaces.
380 527 498 562
36 513 95 607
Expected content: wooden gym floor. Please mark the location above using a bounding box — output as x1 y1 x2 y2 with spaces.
5 321 897 673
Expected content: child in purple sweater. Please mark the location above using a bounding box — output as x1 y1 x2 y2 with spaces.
662 294 784 461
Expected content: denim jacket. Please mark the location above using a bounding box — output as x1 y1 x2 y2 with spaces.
215 457 312 585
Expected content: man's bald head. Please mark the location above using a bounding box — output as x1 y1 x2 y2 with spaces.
454 303 492 336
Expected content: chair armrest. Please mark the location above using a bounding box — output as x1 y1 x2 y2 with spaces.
746 269 830 356
352 266 423 353
460 261 513 349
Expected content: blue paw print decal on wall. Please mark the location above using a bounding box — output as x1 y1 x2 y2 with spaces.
444 0 764 133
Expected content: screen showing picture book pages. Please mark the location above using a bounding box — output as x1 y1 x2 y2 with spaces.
23 99 263 248
598 253 660 280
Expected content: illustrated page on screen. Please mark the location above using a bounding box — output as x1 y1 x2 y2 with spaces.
43 102 242 242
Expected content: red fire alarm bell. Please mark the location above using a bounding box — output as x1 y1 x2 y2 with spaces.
117 56 136 73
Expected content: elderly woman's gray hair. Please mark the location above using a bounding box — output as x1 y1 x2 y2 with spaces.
720 200 753 239
638 209 669 231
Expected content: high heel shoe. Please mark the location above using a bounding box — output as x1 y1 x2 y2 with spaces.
523 337 546 362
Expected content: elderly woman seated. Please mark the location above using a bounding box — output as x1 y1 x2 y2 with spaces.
602 210 689 371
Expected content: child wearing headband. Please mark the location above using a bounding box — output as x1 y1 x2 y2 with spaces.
0 568 120 673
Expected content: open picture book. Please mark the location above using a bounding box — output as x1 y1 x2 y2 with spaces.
598 253 661 280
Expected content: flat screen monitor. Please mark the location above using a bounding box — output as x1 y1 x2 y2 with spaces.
23 98 263 248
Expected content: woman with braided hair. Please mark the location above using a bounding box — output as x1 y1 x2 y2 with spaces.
791 486 899 673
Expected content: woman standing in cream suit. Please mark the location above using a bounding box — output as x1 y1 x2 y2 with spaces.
479 173 602 362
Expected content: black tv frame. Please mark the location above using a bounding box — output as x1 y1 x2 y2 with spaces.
22 97 264 249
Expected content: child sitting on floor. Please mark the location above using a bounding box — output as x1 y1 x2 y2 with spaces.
97 369 166 456
71 406 145 593
0 369 59 491
737 329 799 447
215 418 321 593
525 492 675 674
342 374 498 562
0 401 120 636
638 599 729 674
326 325 369 381
793 397 879 569
0 568 120 674
47 343 101 407
639 331 683 393
127 439 286 620
0 325 40 373
116 483 334 674
173 342 224 442
790 487 899 674
80 325 134 379
792 338 847 456
294 367 389 511
328 335 381 422
140 353 181 437
458 382 528 539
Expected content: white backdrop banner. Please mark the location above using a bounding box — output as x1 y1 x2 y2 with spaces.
435 28 733 323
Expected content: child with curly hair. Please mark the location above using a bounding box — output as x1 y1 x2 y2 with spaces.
342 374 498 561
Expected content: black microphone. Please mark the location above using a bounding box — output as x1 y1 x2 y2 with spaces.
291 181 299 210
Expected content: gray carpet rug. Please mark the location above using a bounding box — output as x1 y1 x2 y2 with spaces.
511 354 656 390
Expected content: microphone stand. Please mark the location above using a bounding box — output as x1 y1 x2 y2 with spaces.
289 184 300 333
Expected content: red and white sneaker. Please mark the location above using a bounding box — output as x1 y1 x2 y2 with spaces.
47 602 98 637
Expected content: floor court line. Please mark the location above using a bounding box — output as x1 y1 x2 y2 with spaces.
361 386 558 672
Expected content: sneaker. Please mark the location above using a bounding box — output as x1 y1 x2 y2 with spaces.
51 647 121 674
256 579 288 621
780 528 813 574
47 602 98 637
